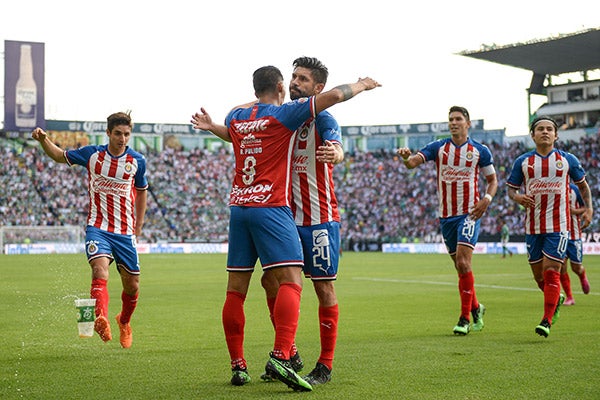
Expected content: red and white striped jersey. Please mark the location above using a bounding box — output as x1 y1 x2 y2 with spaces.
291 111 341 226
418 137 495 219
65 145 148 235
507 149 586 235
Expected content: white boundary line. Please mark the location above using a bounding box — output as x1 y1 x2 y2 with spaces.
352 277 599 295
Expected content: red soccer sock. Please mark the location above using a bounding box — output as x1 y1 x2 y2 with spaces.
90 278 109 318
119 291 138 324
273 282 302 360
543 270 561 323
560 272 572 299
222 291 246 367
458 272 475 320
266 296 298 356
266 297 276 327
318 304 339 371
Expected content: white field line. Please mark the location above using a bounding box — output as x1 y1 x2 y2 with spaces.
352 277 599 295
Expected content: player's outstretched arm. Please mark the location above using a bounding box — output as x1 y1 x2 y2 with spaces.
31 127 67 163
397 147 423 169
314 77 380 114
191 108 231 142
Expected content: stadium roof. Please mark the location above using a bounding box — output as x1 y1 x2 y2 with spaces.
458 28 600 76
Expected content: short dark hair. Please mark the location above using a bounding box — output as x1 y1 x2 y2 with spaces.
449 105 470 120
529 115 558 133
107 111 132 131
253 66 284 96
292 56 328 85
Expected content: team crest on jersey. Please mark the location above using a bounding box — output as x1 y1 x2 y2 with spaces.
555 160 564 170
124 163 133 173
86 240 99 255
297 97 309 104
298 126 309 141
466 151 474 161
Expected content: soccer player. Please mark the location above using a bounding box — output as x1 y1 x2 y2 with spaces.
257 57 342 386
500 219 513 258
193 57 343 386
31 112 148 348
560 182 591 305
507 116 593 337
192 66 379 390
397 106 497 335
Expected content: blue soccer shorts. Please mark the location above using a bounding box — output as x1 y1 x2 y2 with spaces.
565 238 583 264
85 226 140 274
525 232 569 264
297 221 340 281
439 214 481 255
227 206 303 272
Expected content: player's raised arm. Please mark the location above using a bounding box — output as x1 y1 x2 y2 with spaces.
396 147 423 169
31 127 67 163
191 108 231 142
314 77 380 114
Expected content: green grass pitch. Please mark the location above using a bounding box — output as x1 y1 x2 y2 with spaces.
1 252 598 399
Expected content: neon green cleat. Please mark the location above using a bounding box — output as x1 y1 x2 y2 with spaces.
265 354 312 392
552 293 565 325
471 303 486 332
535 319 551 338
231 368 251 386
453 316 470 335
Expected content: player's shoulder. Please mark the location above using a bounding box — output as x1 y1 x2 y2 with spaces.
467 137 491 151
125 147 146 162
555 148 580 161
315 110 340 131
517 149 536 160
70 144 105 155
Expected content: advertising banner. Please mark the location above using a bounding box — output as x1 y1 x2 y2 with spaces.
4 40 45 132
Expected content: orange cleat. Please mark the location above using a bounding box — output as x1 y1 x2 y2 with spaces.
115 313 132 348
94 315 112 342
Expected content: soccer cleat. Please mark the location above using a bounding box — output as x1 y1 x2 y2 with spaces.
471 303 486 332
552 293 565 325
563 297 575 306
535 319 551 338
581 277 590 294
94 315 112 342
265 353 312 392
304 362 332 386
230 367 251 386
115 313 132 348
261 351 303 382
290 351 304 373
453 316 471 335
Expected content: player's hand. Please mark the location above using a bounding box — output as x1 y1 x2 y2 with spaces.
191 107 214 130
316 140 340 164
358 77 381 91
515 193 535 209
469 198 489 220
397 147 411 160
581 208 593 229
31 127 47 142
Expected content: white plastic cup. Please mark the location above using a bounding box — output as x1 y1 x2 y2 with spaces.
75 298 96 338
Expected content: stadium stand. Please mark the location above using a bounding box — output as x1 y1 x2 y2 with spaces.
2 133 599 250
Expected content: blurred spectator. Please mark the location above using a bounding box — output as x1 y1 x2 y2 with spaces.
2 134 599 248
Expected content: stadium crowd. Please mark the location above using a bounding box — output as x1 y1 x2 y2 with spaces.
2 133 599 249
